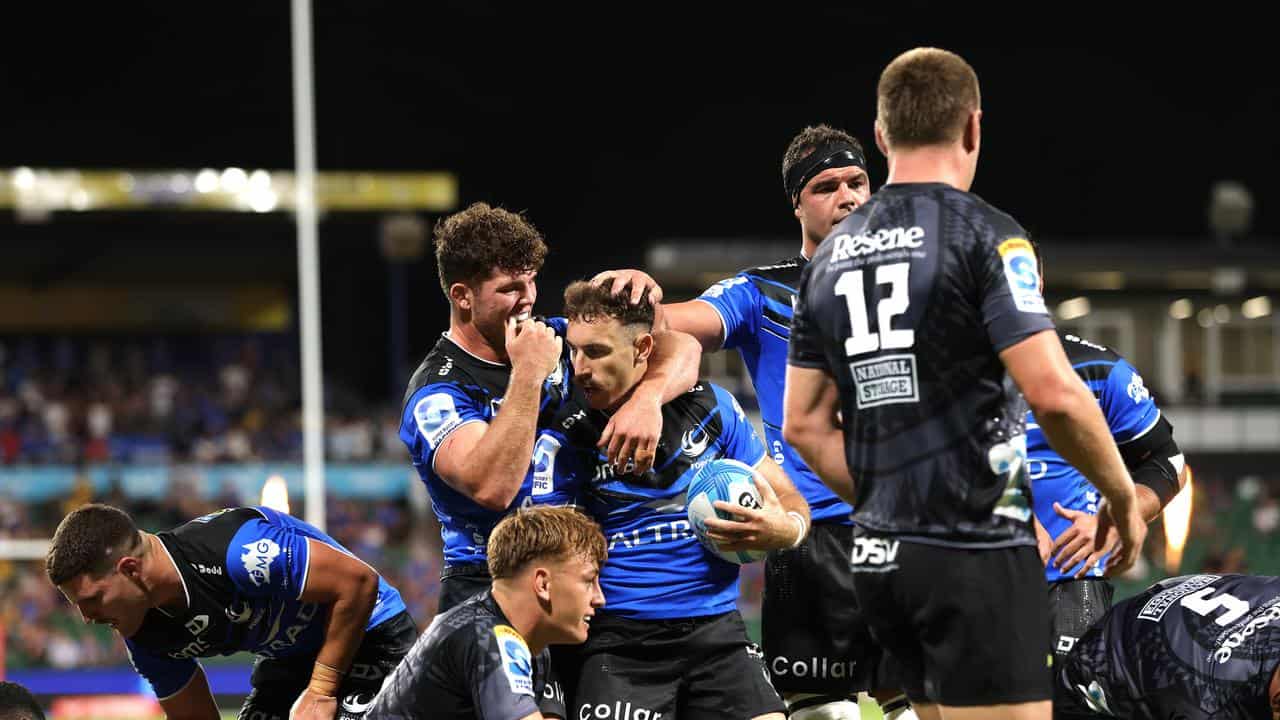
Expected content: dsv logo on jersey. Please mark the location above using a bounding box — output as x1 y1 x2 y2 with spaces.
850 537 900 570
241 538 281 587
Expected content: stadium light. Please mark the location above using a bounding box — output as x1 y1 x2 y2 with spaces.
1169 298 1194 320
1197 309 1215 328
1056 296 1091 321
261 475 291 514
1214 304 1231 324
1163 467 1193 573
1242 296 1272 320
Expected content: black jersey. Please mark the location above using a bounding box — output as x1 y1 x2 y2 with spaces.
124 507 406 699
365 591 556 720
789 183 1054 547
1058 574 1280 719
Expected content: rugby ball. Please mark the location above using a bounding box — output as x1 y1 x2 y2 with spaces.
686 458 767 564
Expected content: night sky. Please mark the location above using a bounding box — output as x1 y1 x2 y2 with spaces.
2 5 1276 397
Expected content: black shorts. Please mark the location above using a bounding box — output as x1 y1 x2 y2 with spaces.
850 534 1051 706
437 563 491 613
763 521 887 695
238 611 418 720
575 610 786 720
1048 579 1113 658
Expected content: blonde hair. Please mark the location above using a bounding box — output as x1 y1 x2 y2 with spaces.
487 506 607 579
877 47 980 150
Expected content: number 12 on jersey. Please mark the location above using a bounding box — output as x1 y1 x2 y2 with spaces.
834 262 914 357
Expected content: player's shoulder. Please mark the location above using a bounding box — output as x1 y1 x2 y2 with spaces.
938 188 1026 234
738 255 806 287
669 381 720 411
402 335 503 408
1058 329 1123 366
170 506 263 539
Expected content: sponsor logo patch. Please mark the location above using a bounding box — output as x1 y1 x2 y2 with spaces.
850 353 918 408
997 238 1047 314
494 625 534 697
1138 574 1219 622
240 538 282 587
414 393 464 450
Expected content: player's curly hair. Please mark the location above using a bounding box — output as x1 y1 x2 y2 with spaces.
877 47 980 150
46 504 144 586
781 124 864 188
487 506 607 579
433 202 548 294
561 280 654 331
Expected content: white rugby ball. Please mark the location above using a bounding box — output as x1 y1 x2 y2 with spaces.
686 458 767 564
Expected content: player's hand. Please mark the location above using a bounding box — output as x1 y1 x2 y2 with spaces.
703 469 795 551
1096 498 1147 577
505 316 563 381
1050 502 1120 579
599 393 661 474
289 688 338 720
591 269 664 305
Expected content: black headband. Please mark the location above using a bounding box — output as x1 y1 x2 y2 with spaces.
784 143 867 207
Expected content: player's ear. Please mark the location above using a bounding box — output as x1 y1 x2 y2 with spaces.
449 282 472 312
874 121 888 157
963 109 982 154
532 566 553 602
117 555 141 582
633 332 653 365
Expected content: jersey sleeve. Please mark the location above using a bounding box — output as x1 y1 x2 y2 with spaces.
1101 358 1162 444
711 384 767 466
469 624 542 720
787 263 830 370
545 316 569 337
974 228 1055 352
125 639 200 700
401 382 489 472
225 515 312 599
695 274 760 350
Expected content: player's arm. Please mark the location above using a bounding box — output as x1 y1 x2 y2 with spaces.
1052 415 1189 576
292 539 381 714
704 456 812 552
126 641 217 720
591 268 743 351
782 365 855 504
599 324 702 474
155 666 220 720
1000 330 1144 574
435 318 562 510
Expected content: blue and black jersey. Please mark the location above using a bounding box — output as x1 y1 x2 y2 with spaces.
367 591 558 720
1058 573 1280 719
550 382 767 620
696 256 852 525
125 506 406 699
1029 330 1169 581
790 183 1054 548
399 321 586 567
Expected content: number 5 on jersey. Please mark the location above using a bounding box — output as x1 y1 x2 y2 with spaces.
834 262 914 357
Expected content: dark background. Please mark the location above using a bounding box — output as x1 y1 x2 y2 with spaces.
2 5 1276 402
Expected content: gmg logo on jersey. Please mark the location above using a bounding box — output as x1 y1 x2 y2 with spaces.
240 538 281 587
